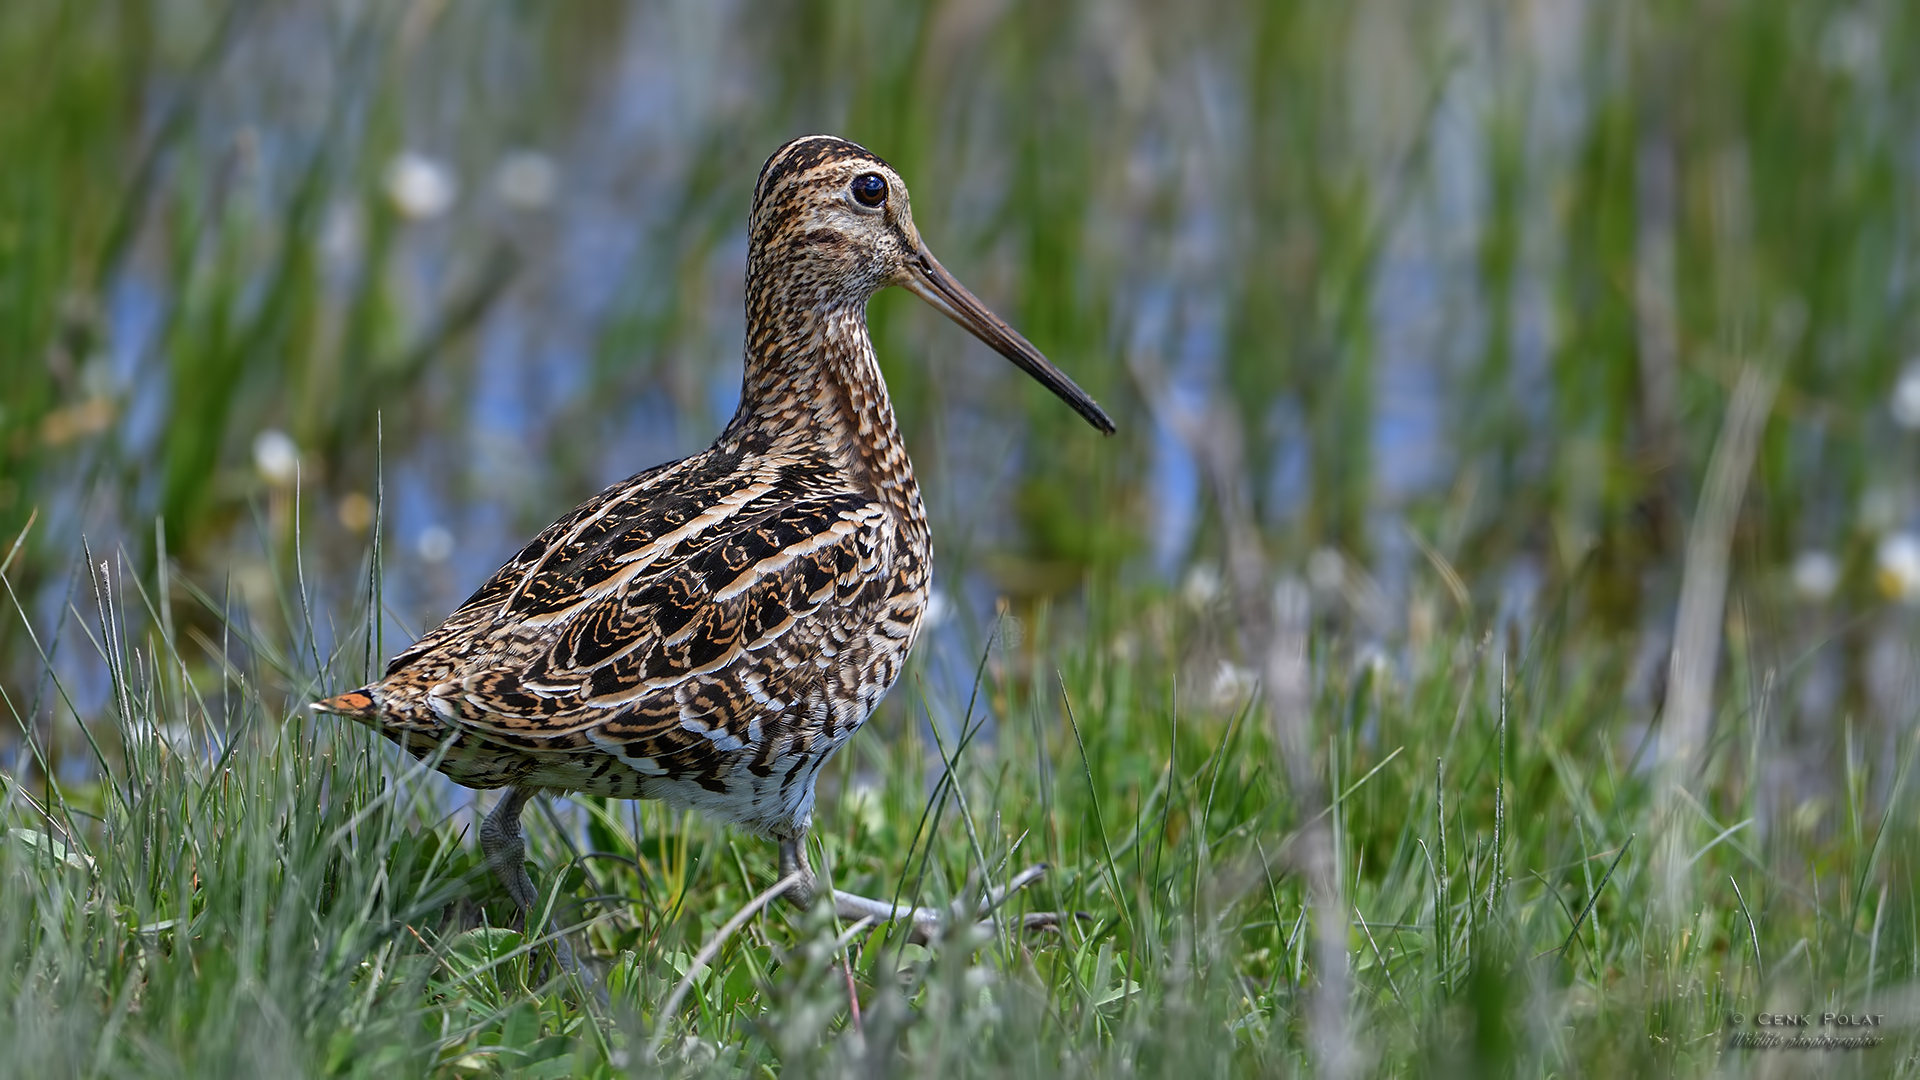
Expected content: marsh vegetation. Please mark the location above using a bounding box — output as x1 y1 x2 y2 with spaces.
2 1 1918 1075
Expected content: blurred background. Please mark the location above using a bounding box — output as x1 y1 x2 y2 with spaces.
2 0 1917 791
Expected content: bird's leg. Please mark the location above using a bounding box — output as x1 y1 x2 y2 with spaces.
777 834 818 909
480 787 538 916
479 787 580 975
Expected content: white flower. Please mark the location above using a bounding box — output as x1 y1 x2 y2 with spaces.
1209 661 1257 709
1181 562 1222 608
1306 547 1345 593
1355 644 1393 685
1892 362 1920 430
1876 533 1920 602
924 587 952 629
252 430 298 485
384 151 458 219
843 776 886 834
494 150 558 210
417 525 454 563
1790 550 1841 602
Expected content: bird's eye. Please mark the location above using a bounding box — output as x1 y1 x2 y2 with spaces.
851 172 888 208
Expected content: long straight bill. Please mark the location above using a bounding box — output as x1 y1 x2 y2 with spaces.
902 243 1115 434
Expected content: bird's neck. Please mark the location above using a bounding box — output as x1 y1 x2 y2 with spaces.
729 288 917 511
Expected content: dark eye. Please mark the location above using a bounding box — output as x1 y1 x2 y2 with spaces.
851 172 888 208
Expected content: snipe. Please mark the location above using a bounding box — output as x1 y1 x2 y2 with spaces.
314 135 1113 958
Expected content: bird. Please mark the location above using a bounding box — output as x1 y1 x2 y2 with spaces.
313 134 1114 958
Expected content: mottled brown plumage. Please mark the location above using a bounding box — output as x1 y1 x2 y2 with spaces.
314 135 1111 940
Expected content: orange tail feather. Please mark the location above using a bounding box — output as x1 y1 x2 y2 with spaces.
311 689 379 717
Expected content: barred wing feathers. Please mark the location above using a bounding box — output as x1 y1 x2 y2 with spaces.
314 454 900 812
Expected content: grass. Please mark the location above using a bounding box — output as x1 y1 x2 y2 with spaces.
2 534 1915 1075
3 0 1920 1075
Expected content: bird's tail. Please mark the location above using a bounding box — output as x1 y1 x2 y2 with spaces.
311 688 381 718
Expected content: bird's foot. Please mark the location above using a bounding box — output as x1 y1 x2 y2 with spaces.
777 838 1080 940
829 863 1075 941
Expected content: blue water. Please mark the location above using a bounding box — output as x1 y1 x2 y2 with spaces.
42 1 1612 809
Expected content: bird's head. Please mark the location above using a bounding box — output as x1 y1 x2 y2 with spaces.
749 135 1114 434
